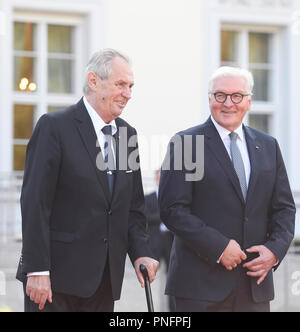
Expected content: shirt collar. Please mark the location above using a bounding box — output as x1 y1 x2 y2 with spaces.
83 96 117 135
210 115 245 142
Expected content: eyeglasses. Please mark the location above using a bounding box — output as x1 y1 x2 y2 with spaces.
211 92 252 104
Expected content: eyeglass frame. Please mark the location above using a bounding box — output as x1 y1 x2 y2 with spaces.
210 91 253 104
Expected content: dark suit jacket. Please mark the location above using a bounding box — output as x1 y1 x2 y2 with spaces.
159 118 295 303
144 192 173 263
16 98 152 300
144 192 162 259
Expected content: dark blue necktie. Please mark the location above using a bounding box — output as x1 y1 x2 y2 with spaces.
101 125 116 199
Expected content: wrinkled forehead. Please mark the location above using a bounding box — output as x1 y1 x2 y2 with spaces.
110 57 133 79
212 76 248 93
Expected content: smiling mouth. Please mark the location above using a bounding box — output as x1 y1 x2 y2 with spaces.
222 110 237 114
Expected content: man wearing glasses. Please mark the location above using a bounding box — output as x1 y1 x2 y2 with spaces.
159 66 295 312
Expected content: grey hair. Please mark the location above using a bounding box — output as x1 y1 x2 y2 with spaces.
208 66 254 94
83 48 131 94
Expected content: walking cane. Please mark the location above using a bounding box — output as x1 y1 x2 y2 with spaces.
139 264 154 312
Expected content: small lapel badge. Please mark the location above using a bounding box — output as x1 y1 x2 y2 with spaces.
256 146 260 150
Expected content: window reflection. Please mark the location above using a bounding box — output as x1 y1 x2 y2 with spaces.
14 22 37 93
249 33 270 63
48 59 73 93
48 25 73 53
48 106 67 113
48 25 74 94
251 68 270 101
14 56 37 92
14 22 36 51
248 114 270 134
221 30 239 64
13 104 35 171
249 33 272 102
14 105 34 139
13 145 27 171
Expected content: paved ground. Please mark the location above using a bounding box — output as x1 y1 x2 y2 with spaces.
0 236 170 312
1 236 300 312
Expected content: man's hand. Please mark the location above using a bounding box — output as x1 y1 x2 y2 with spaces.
220 239 247 271
134 257 159 288
26 275 52 311
243 245 277 285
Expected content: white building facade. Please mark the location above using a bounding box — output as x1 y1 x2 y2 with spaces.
0 0 299 235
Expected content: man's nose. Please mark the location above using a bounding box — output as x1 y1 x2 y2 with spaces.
224 95 234 107
122 87 132 99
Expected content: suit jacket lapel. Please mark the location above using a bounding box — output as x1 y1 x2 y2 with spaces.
204 119 245 204
73 98 111 204
243 126 260 208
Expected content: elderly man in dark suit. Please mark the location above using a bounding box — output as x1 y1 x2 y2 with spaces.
16 49 159 312
159 66 295 312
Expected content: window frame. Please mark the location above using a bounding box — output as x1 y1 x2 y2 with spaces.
12 11 85 171
221 24 281 134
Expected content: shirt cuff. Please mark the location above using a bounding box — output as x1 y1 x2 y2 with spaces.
27 271 50 277
217 253 223 264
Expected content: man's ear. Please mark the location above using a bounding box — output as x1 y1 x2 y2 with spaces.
247 95 252 111
87 72 99 92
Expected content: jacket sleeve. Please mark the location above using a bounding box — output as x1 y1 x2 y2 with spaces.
127 129 155 263
159 134 230 266
21 114 61 274
264 139 296 264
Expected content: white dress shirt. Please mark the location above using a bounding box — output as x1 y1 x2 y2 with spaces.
210 116 251 187
27 97 117 277
83 96 117 160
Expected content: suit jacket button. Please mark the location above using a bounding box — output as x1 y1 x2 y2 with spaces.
108 210 112 215
244 217 249 222
103 238 108 244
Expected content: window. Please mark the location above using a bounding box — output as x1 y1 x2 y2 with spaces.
48 25 75 94
13 22 37 92
221 30 239 66
13 104 35 170
12 12 84 171
48 105 68 113
249 32 273 102
248 114 270 134
221 26 278 134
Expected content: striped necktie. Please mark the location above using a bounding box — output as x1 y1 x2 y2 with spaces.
102 125 116 198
